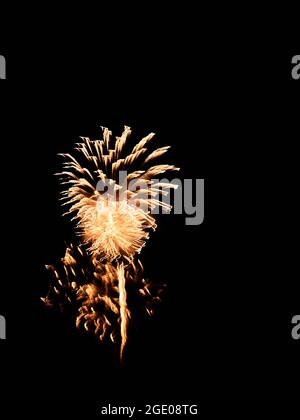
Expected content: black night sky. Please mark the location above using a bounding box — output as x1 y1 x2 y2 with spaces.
0 7 299 416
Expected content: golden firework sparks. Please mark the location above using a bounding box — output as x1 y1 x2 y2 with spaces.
43 125 179 361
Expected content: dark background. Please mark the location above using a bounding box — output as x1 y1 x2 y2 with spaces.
0 7 299 415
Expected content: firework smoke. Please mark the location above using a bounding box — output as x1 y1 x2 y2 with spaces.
43 126 179 360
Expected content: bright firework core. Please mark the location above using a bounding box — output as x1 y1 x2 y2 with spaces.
43 125 179 361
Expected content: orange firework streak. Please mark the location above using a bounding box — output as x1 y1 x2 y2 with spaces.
43 126 179 361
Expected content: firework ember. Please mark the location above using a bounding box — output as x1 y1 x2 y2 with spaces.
43 125 179 361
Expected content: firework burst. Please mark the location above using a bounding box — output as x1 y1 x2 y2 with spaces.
43 125 179 360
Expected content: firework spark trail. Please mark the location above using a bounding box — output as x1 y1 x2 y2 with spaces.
43 125 179 360
117 263 129 361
